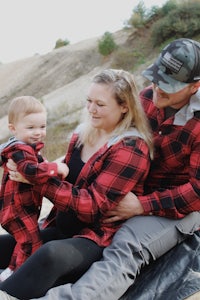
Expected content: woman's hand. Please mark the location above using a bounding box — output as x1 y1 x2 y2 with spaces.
103 192 144 223
6 158 17 172
7 159 30 183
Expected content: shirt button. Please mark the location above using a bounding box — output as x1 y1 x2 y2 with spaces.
159 131 162 135
50 170 55 175
149 212 153 215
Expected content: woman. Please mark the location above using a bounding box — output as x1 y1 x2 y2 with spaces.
0 69 153 300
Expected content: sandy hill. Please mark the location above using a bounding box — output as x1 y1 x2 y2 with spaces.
0 28 149 142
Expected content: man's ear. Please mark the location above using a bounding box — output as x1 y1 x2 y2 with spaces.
8 123 16 134
191 81 200 93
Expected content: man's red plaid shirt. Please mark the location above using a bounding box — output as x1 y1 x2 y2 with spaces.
139 86 200 218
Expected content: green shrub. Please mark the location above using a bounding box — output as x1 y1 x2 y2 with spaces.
151 1 200 46
158 0 177 17
98 32 117 56
128 1 147 28
54 38 70 49
127 1 163 28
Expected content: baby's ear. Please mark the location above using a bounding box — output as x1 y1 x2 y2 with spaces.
8 123 15 134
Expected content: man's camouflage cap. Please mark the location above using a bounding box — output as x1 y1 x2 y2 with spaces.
142 38 200 93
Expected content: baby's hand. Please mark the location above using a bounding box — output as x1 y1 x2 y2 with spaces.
56 162 69 179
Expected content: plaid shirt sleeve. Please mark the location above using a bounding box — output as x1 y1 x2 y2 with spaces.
138 136 200 218
40 137 150 223
3 143 58 184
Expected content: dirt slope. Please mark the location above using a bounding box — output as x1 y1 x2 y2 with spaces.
0 29 141 141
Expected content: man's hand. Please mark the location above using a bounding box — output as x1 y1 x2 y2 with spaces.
103 192 144 223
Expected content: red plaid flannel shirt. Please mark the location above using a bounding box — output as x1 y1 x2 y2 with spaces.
41 130 151 246
139 86 200 218
0 141 58 270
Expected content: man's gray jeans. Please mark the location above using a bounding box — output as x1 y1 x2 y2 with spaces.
32 212 200 300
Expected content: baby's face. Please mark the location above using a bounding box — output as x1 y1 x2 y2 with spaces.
12 112 47 144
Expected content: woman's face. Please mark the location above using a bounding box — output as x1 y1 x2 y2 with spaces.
86 83 127 133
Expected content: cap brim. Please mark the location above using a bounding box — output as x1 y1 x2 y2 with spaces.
142 63 189 94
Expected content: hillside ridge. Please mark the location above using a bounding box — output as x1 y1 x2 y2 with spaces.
0 28 150 145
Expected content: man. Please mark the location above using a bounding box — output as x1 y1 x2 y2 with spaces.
2 38 200 300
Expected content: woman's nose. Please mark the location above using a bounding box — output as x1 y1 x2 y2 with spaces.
89 103 97 113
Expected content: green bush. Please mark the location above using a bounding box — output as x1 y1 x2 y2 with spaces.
98 32 117 56
127 1 162 28
54 38 70 49
128 1 147 28
151 1 200 46
158 0 177 17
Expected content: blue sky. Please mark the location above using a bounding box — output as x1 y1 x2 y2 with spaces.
0 0 167 63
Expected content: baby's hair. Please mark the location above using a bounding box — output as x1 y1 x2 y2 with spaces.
8 96 46 124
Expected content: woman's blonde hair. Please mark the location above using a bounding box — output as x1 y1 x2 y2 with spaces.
8 96 46 124
78 69 153 158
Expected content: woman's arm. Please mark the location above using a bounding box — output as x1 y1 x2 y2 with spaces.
37 138 150 223
105 135 200 221
7 158 69 182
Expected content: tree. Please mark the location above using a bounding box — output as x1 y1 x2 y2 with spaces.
98 32 117 56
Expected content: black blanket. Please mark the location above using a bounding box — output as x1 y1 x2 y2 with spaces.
120 231 200 300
